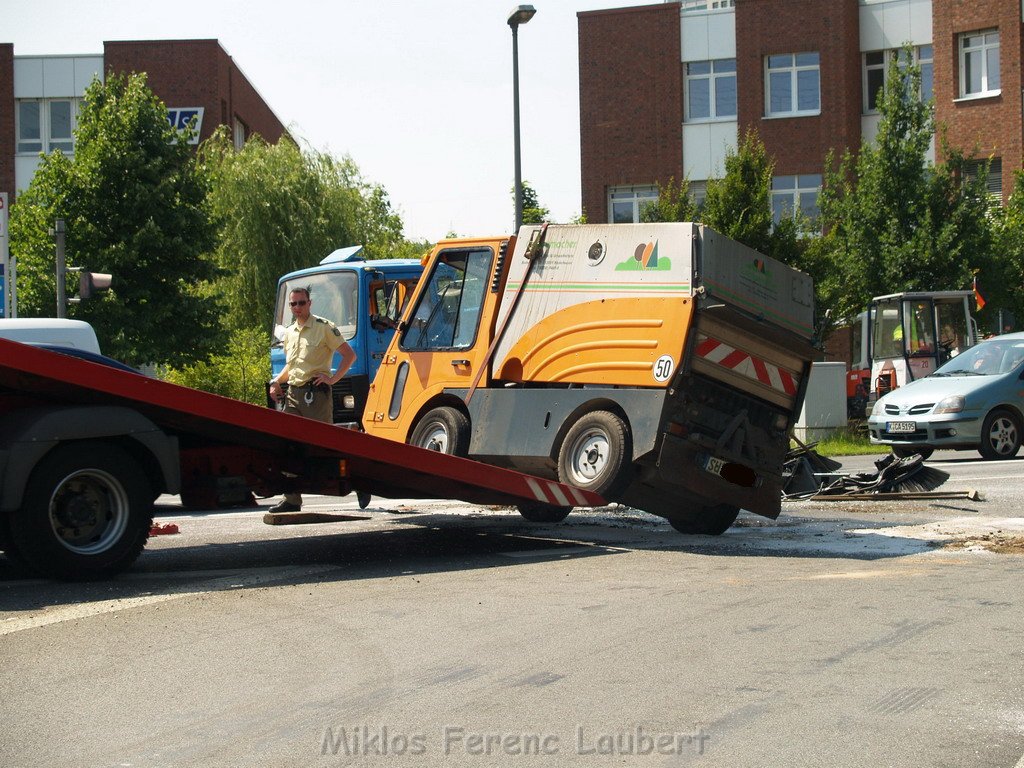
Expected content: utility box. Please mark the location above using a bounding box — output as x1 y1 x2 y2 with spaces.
794 362 847 442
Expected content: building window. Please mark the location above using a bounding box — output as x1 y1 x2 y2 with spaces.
689 181 708 210
16 99 80 155
680 0 734 12
233 118 248 150
771 174 822 225
766 53 820 117
685 59 737 121
964 158 1003 200
863 46 934 113
959 30 1000 97
609 185 658 223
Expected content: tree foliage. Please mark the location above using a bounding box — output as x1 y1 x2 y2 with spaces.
162 326 270 405
513 180 550 225
640 177 698 223
200 130 408 332
702 127 802 265
989 168 1024 326
9 72 220 366
810 50 995 332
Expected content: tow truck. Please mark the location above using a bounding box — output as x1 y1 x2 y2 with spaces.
0 340 603 580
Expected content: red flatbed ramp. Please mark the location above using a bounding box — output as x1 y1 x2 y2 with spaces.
0 340 604 509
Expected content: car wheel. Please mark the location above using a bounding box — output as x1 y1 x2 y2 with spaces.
892 446 934 461
557 411 631 497
667 504 741 536
409 406 470 456
978 408 1022 460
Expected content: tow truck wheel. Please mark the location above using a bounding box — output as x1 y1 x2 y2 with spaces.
667 504 740 536
410 406 470 457
10 442 154 580
979 409 1022 460
557 411 631 497
517 503 572 523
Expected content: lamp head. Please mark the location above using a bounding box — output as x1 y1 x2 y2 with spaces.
507 4 536 27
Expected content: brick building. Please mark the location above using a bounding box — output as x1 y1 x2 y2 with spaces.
578 0 1023 225
0 39 286 203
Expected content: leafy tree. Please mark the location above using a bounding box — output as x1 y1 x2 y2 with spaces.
200 129 409 332
702 127 802 264
162 326 270 405
812 49 994 331
640 177 698 223
512 180 550 225
989 169 1024 325
9 72 220 366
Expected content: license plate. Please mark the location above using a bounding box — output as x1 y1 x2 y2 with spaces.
886 421 916 433
699 453 727 477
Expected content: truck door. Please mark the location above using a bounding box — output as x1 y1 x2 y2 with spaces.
366 275 419 382
365 246 495 437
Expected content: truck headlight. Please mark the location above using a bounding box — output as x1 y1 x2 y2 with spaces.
342 395 356 409
933 395 964 414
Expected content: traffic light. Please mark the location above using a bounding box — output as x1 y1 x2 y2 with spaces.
79 271 112 300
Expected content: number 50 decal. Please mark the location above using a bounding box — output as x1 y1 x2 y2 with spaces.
653 354 675 382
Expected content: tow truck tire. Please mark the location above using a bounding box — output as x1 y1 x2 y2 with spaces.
517 503 572 523
979 409 1022 460
410 406 470 457
667 504 740 536
892 446 934 460
557 411 631 497
9 441 154 580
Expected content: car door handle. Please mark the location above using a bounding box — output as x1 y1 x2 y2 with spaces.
451 359 470 367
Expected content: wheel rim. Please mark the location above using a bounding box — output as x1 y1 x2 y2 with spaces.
47 469 130 555
419 422 449 453
567 427 609 485
988 416 1018 456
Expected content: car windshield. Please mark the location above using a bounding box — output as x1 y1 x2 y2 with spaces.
932 340 1024 377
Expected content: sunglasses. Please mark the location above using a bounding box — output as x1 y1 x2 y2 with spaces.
289 300 308 307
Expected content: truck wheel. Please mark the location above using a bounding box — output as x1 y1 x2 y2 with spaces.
667 504 740 536
517 503 572 523
979 409 1022 460
410 406 470 456
9 442 154 580
892 447 934 461
557 411 631 497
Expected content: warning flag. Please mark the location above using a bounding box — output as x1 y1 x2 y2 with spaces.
973 276 986 310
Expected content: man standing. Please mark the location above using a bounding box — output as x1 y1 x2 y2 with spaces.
268 286 357 513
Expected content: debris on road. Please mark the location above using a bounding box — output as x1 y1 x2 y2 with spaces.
783 449 952 500
149 523 180 536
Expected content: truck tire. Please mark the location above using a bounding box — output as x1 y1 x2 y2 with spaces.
410 406 470 456
9 441 154 580
667 504 740 536
557 411 631 497
979 408 1022 460
517 503 572 523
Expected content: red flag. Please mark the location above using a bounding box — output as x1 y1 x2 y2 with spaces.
973 276 986 310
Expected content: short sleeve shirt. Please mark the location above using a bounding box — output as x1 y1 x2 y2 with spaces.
284 315 345 386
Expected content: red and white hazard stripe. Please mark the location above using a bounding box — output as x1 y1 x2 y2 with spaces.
525 477 591 507
695 334 798 396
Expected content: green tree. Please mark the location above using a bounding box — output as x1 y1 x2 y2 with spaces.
990 168 1024 325
513 180 550 225
701 127 801 264
639 177 698 223
812 49 994 329
162 326 270 405
200 129 409 333
9 73 220 366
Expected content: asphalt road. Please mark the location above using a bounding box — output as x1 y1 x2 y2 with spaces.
2 451 1023 767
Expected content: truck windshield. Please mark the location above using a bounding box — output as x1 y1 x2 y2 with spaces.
274 272 358 343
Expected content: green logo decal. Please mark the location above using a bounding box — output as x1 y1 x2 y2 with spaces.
615 241 671 271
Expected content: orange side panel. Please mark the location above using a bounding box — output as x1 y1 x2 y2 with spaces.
495 297 694 386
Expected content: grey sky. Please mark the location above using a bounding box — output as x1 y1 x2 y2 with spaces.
7 0 652 242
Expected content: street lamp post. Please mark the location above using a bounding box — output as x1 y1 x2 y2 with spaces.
508 4 536 233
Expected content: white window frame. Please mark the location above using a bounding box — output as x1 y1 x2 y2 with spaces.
680 0 734 13
862 46 934 114
771 174 822 226
959 30 1000 98
684 59 737 122
16 98 81 155
765 52 820 118
608 185 658 224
